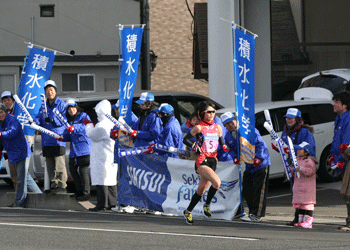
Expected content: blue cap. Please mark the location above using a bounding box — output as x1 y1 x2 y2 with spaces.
294 142 313 155
1 91 13 99
111 100 119 110
284 108 301 119
65 99 77 108
155 103 174 115
220 112 236 125
44 80 57 89
135 92 155 104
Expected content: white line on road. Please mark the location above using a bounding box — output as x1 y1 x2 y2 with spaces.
0 222 258 241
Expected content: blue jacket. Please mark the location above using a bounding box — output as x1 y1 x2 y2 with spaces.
226 128 270 173
281 127 316 157
34 97 66 148
330 110 350 164
215 116 233 162
181 120 196 143
134 111 162 147
62 112 92 159
0 114 31 163
112 112 139 163
156 116 184 158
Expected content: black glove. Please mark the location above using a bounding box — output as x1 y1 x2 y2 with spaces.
4 152 8 160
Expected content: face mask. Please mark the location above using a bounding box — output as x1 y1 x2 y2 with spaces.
161 114 173 125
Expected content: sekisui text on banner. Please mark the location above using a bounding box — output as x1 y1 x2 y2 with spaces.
14 44 56 145
118 25 144 125
233 26 256 164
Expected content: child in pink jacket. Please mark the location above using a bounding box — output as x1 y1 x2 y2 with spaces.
290 142 318 228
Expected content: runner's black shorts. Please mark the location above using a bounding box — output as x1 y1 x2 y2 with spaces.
195 157 217 174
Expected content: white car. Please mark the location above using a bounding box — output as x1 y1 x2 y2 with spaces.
298 68 350 95
217 89 339 183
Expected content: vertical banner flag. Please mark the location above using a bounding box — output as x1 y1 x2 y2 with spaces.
14 44 56 144
118 25 144 124
233 26 256 163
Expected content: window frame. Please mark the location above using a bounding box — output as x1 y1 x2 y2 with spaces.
62 73 96 93
40 4 55 18
78 73 95 93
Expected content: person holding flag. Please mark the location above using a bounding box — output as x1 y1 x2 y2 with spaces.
110 100 138 162
220 111 270 222
86 100 117 212
0 103 42 207
34 80 68 193
154 103 184 158
1 91 17 190
128 92 162 148
182 101 229 225
61 100 92 201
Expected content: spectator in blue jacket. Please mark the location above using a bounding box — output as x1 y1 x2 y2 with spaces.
34 80 68 193
221 111 270 223
330 91 350 171
329 91 350 229
155 104 184 158
110 100 138 163
129 92 162 147
279 108 316 157
0 104 42 207
61 100 92 201
1 91 17 190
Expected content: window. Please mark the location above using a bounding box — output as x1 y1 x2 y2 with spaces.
62 73 95 92
40 5 55 17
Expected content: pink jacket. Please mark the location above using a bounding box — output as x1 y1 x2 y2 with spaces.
291 156 316 205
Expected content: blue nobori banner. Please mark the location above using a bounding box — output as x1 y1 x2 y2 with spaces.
233 26 256 164
14 44 56 143
118 25 144 124
118 155 240 220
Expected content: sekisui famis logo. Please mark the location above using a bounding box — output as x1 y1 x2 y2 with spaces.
176 173 239 203
126 165 166 194
217 180 239 198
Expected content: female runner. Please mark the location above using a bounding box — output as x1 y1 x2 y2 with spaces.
182 101 228 224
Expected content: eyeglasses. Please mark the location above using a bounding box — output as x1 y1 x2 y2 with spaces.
204 110 216 114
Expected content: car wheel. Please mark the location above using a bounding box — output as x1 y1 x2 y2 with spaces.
317 145 342 182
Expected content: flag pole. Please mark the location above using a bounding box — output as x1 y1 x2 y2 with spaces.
220 18 258 38
23 42 73 56
232 24 244 218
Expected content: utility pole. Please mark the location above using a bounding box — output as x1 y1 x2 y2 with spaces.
141 0 151 90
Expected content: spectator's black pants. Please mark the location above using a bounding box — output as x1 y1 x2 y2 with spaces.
96 185 117 208
242 166 269 217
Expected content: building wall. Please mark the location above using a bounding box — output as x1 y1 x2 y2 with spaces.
149 0 209 97
304 0 350 73
0 0 140 95
0 0 140 56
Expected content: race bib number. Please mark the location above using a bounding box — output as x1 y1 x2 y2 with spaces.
202 136 219 152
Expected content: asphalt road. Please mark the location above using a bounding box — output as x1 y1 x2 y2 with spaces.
0 206 350 250
1 179 349 249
